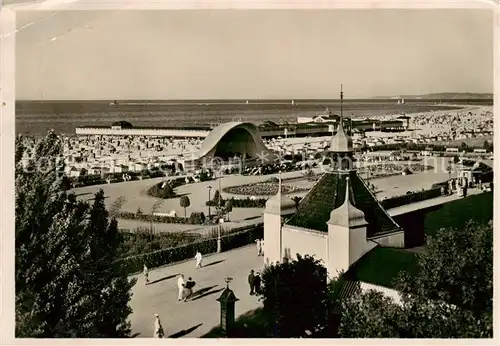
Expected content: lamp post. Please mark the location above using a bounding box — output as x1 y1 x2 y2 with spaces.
217 174 223 253
207 185 212 217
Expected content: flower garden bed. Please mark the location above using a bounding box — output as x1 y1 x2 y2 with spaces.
223 181 310 196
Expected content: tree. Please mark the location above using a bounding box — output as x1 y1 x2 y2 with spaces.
483 140 492 152
224 199 233 221
212 189 223 206
180 195 190 218
338 221 493 338
15 131 136 337
260 254 328 337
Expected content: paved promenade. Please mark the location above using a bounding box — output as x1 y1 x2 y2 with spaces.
128 244 263 338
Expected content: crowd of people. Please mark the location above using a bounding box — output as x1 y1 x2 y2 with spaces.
410 107 493 137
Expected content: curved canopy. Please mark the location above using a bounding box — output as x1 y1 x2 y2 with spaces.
194 122 274 161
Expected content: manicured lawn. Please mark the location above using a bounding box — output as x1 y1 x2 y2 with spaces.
424 191 493 237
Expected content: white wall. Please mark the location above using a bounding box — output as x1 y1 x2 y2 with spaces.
349 226 377 266
327 224 350 277
369 231 405 248
263 213 282 265
283 225 328 264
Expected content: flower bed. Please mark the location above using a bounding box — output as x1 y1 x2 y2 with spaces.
117 224 263 274
223 182 309 196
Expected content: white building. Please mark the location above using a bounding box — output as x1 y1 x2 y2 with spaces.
263 117 404 278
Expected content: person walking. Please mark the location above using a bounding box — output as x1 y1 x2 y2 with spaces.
143 264 149 285
153 314 165 338
177 274 185 301
184 277 196 301
254 272 262 295
256 239 262 256
260 239 265 256
248 270 255 295
195 251 203 269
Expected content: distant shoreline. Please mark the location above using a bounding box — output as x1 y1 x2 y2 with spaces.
14 100 491 136
15 97 493 104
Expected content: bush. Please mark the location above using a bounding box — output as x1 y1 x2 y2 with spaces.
117 211 204 225
381 187 443 210
117 224 263 274
147 181 177 199
189 211 206 225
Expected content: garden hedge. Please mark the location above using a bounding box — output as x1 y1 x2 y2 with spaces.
117 211 205 225
207 197 268 208
381 187 443 210
118 224 263 274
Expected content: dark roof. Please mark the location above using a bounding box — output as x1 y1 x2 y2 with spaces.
111 120 133 128
285 171 400 237
346 247 419 288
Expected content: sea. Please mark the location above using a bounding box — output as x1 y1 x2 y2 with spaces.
14 99 493 136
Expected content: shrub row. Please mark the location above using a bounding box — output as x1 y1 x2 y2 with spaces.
66 169 175 188
118 224 264 274
118 227 202 258
118 211 206 225
146 177 188 199
381 187 443 210
207 197 269 208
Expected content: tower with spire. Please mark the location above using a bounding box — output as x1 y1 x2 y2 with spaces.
263 171 296 265
327 176 368 277
262 85 403 280
328 85 355 171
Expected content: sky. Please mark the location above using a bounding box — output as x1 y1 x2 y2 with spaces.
14 9 494 100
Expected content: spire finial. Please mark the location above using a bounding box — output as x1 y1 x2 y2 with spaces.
344 176 352 206
340 84 344 119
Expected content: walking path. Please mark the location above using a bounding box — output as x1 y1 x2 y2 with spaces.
128 244 263 338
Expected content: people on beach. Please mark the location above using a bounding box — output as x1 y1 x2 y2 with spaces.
143 264 149 285
153 314 165 338
195 251 203 269
177 274 185 301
